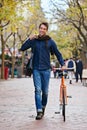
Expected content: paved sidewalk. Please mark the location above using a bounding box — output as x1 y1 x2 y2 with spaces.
0 78 87 130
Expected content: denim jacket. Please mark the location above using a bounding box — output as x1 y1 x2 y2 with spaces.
20 38 64 70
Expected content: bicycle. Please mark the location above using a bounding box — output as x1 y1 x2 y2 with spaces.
55 69 68 122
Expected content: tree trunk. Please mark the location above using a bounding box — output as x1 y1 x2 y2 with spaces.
1 32 5 79
11 33 16 78
81 45 87 69
11 54 15 78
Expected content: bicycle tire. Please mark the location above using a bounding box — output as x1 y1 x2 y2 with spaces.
62 88 65 122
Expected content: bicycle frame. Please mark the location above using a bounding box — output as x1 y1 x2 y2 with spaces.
59 73 67 122
59 75 67 105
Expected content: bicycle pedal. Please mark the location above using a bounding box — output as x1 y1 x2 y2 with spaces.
55 111 60 114
67 95 72 98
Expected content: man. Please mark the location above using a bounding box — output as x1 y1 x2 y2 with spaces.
20 22 65 120
75 57 83 82
67 58 76 84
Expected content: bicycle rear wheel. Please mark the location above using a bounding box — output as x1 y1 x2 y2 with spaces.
62 88 65 122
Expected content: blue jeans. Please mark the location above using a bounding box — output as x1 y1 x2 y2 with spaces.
33 69 51 112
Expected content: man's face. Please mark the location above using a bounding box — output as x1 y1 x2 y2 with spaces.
39 24 48 36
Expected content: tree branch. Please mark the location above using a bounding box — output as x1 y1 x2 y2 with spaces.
0 20 10 28
4 32 13 43
5 44 12 56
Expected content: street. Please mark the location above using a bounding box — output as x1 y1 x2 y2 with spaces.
0 77 87 130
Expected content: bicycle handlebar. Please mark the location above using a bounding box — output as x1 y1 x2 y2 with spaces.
54 67 74 71
52 67 70 77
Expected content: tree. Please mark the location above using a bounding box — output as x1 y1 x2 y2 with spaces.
50 0 87 68
0 0 19 79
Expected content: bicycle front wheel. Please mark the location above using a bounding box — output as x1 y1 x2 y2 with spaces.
62 88 65 122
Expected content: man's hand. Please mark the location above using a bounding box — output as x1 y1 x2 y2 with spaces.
61 65 67 71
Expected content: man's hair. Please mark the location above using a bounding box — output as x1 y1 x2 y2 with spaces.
39 22 49 30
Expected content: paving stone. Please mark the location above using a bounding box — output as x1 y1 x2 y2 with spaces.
0 78 87 130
